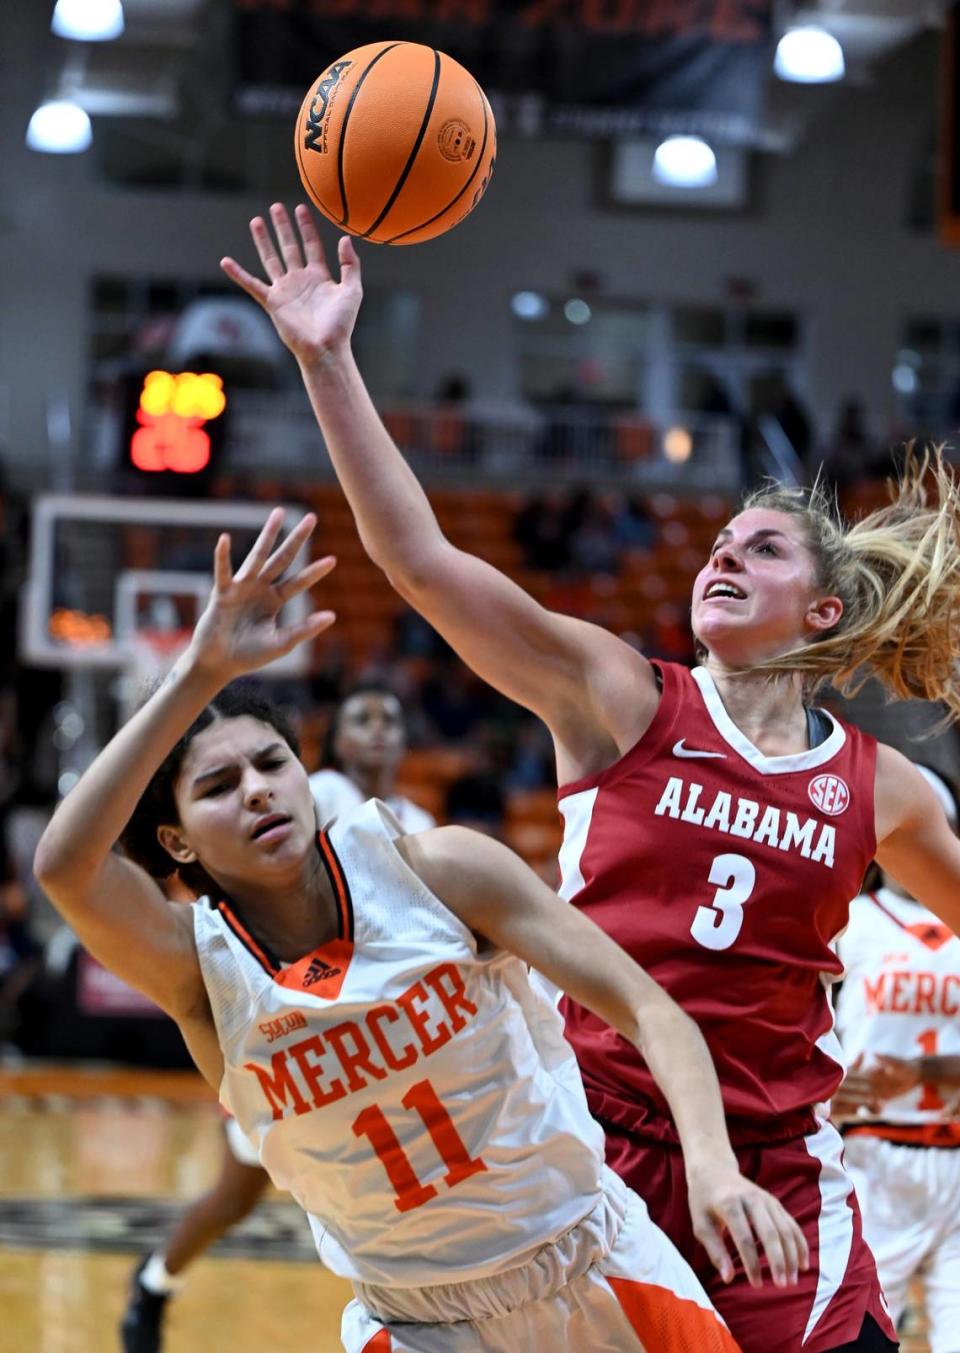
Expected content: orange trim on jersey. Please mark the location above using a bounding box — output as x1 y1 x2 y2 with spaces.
274 937 353 998
867 892 955 951
607 1277 741 1352
844 1120 960 1148
360 1332 392 1352
217 901 281 977
318 829 355 943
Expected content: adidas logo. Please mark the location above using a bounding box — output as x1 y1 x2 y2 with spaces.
302 956 342 987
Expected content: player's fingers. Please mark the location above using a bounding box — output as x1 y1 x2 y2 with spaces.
275 610 337 654
250 215 285 282
743 1197 789 1286
296 204 330 274
269 202 305 272
219 257 270 306
234 508 285 582
260 512 317 582
775 1202 808 1281
721 1200 762 1289
692 1213 735 1284
338 235 362 292
276 555 337 604
213 533 232 591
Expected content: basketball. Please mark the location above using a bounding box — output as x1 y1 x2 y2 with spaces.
294 41 496 246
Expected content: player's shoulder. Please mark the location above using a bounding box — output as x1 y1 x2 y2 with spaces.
308 767 350 789
394 796 436 832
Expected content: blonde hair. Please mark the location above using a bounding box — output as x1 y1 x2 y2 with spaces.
738 447 960 718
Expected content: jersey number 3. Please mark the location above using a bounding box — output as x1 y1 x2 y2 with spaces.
690 853 757 951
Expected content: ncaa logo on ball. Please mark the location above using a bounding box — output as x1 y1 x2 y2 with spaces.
808 774 849 816
304 59 352 155
438 119 475 162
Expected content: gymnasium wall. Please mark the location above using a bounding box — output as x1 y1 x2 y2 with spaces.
0 6 950 479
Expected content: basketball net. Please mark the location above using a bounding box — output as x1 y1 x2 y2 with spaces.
119 628 192 720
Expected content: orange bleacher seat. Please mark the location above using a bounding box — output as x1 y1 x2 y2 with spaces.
506 789 560 827
506 820 564 863
614 416 654 461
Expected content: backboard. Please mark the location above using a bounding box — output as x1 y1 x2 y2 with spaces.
21 495 314 679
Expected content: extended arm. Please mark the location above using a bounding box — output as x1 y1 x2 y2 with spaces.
33 512 333 1066
400 824 808 1288
874 745 960 934
220 205 659 772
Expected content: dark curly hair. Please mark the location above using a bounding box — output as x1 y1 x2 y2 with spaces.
118 680 301 895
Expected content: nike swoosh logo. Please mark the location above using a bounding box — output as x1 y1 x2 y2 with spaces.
672 739 726 759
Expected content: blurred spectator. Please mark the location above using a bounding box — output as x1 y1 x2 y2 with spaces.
0 809 40 1040
420 653 496 741
568 494 619 576
513 489 573 572
394 605 449 660
601 491 654 554
432 372 481 460
820 397 887 487
444 727 509 837
505 718 554 792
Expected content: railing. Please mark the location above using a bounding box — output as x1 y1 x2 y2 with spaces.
223 391 743 492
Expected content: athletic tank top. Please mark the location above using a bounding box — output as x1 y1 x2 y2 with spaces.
192 799 606 1286
836 887 960 1146
558 661 878 1144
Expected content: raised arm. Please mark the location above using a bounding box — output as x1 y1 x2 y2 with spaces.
33 510 335 1076
874 745 960 935
220 205 659 769
399 824 809 1290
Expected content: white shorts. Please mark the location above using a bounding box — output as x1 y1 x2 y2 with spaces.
844 1134 960 1353
340 1166 738 1353
224 1115 261 1168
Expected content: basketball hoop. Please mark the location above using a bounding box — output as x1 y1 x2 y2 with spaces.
119 627 192 719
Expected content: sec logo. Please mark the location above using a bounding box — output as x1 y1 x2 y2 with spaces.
808 774 850 816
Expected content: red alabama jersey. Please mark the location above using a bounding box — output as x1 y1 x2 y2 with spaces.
558 661 877 1144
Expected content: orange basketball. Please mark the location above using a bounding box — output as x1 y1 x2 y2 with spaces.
294 41 496 246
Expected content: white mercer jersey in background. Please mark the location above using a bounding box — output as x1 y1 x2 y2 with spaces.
309 768 436 834
192 799 606 1289
836 887 960 1124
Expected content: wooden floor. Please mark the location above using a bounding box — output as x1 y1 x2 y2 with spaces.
0 1064 932 1353
0 1064 351 1353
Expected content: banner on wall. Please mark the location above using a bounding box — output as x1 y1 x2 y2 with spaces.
232 0 773 144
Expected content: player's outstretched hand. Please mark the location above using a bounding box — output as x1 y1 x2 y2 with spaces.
686 1162 809 1290
220 203 362 364
830 1053 919 1120
187 508 335 681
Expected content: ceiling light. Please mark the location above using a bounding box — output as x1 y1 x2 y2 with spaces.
511 291 548 320
774 27 845 84
652 137 717 189
52 0 125 42
26 100 93 154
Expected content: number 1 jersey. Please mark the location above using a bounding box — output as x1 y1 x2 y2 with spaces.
192 799 606 1288
558 661 878 1142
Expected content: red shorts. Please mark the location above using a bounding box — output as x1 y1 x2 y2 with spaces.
603 1114 897 1353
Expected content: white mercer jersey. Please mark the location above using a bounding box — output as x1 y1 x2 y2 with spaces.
836 887 960 1124
192 799 606 1288
309 768 435 834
